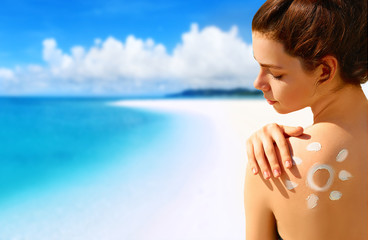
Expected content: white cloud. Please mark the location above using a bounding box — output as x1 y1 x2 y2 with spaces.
0 68 15 80
41 34 171 82
0 68 18 95
0 24 259 95
170 24 256 87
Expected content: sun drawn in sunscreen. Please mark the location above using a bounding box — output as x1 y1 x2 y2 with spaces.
304 146 352 209
285 143 352 209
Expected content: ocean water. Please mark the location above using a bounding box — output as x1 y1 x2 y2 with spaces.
0 97 224 240
0 98 173 204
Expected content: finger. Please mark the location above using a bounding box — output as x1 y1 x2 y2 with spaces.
246 139 259 175
261 134 282 178
271 130 293 169
280 125 304 137
253 139 272 180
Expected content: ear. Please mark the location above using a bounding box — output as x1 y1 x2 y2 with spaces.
317 55 338 84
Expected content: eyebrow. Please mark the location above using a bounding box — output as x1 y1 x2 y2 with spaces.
253 56 283 69
259 63 283 69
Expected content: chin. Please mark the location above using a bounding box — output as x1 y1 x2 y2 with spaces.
273 104 305 114
274 108 291 114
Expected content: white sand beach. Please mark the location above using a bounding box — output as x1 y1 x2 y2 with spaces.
110 99 313 239
0 99 314 240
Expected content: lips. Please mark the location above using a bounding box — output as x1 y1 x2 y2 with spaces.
266 98 277 105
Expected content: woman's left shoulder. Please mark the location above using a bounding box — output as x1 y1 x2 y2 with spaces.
285 121 367 191
286 121 367 190
288 123 353 163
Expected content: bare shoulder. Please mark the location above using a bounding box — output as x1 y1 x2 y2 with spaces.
287 122 367 180
272 122 368 239
284 122 367 205
245 121 367 239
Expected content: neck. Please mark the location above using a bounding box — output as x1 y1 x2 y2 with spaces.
311 84 367 125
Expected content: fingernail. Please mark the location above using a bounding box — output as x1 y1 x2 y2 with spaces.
273 169 280 177
263 171 270 179
285 161 292 168
252 168 257 174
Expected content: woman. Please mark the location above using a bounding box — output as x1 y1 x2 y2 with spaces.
244 0 367 239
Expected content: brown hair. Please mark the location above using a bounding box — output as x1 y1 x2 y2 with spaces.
252 0 367 85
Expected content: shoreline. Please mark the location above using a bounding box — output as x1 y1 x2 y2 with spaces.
109 99 313 239
0 98 314 240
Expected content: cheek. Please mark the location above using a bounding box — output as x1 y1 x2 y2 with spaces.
279 75 315 101
271 81 299 101
281 89 303 105
273 80 311 108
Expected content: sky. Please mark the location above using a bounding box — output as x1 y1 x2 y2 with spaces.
0 0 266 96
0 0 366 96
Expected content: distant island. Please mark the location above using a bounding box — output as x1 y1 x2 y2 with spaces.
166 88 263 98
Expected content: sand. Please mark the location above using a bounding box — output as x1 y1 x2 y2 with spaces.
111 99 313 239
0 99 313 240
0 96 361 240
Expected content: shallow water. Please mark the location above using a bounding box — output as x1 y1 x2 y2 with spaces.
0 97 176 200
0 97 220 239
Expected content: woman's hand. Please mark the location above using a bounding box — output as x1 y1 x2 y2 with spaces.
246 124 304 179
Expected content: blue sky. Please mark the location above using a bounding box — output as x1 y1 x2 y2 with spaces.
1 0 366 96
0 0 262 67
0 0 265 96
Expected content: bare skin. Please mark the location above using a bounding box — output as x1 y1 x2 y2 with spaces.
244 32 368 240
246 124 304 178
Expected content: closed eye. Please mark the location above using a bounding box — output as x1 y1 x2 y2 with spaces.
271 74 283 80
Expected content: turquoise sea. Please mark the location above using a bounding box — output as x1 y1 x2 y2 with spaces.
0 98 171 204
0 97 228 239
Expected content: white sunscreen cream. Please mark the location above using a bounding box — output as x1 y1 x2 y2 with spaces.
285 180 298 190
336 149 348 162
329 191 342 200
307 194 319 209
338 170 352 181
307 142 322 152
306 163 334 192
292 156 302 165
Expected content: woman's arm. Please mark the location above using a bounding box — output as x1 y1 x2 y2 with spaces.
244 165 277 240
246 124 304 179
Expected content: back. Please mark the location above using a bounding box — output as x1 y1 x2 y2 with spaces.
245 122 368 240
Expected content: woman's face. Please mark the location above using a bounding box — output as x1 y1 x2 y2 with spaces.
252 32 320 114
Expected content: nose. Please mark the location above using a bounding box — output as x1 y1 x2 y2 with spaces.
253 70 270 92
